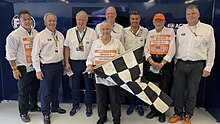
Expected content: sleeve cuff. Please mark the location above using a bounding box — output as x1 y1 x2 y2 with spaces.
5 56 16 61
204 66 212 72
145 54 151 61
86 59 93 66
86 62 93 66
63 43 68 47
35 67 41 72
164 55 172 63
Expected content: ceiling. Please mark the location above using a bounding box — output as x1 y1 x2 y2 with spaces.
3 0 152 3
3 0 194 3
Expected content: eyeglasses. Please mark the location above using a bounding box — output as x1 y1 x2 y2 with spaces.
153 20 164 24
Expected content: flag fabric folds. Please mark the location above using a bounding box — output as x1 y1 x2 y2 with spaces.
93 45 173 113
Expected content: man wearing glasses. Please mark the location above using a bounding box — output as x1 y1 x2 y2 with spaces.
144 13 175 122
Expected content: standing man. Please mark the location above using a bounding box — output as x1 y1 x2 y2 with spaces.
86 21 125 124
95 6 124 43
144 13 175 122
169 5 215 124
5 10 40 123
124 10 148 116
32 13 66 124
64 10 96 117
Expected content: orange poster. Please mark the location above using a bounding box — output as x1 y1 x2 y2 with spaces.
149 34 171 55
95 50 116 65
22 37 34 64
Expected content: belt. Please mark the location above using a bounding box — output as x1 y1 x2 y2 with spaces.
41 61 62 65
17 65 26 67
178 59 205 64
70 59 86 62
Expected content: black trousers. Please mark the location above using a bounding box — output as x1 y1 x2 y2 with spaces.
146 55 174 114
173 60 204 116
70 60 94 108
17 66 40 115
95 84 121 123
127 92 143 107
40 61 63 116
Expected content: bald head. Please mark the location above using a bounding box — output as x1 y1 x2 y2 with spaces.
105 6 117 24
106 6 116 14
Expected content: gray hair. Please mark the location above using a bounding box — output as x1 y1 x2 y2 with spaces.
186 5 200 13
100 21 112 31
43 13 57 22
76 10 88 20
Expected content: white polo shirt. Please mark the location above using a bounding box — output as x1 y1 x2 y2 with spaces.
32 28 64 72
5 26 38 72
86 37 125 86
144 27 176 63
175 21 215 72
95 22 124 43
64 27 96 60
124 26 148 51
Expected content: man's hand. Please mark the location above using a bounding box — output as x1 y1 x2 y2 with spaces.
13 70 22 80
151 62 162 70
36 71 44 80
202 70 210 77
86 65 93 73
64 63 71 72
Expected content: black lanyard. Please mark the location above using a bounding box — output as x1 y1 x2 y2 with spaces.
112 24 116 33
75 28 87 44
130 27 142 37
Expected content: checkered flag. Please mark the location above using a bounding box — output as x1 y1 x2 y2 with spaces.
93 45 173 113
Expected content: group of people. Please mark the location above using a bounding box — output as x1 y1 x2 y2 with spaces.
5 4 215 124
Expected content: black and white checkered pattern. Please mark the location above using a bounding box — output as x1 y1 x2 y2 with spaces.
93 45 173 113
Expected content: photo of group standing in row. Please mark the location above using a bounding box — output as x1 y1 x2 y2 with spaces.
5 4 215 124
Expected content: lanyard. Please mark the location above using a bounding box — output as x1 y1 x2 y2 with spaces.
189 26 197 37
51 33 59 52
75 28 87 44
130 27 142 36
112 24 116 33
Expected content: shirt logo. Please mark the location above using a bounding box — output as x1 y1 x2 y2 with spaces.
11 14 36 29
156 46 160 49
181 33 185 36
